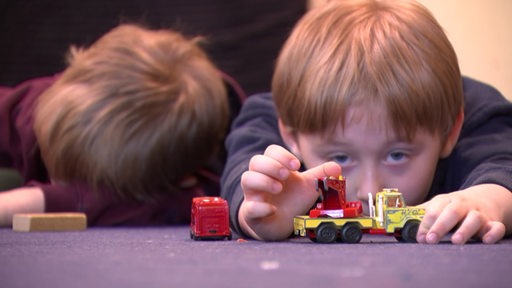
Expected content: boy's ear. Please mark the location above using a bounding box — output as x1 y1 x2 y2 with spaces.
440 109 464 158
278 119 302 158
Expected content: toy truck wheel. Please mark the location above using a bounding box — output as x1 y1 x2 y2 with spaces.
306 230 318 242
400 220 420 243
316 222 337 243
340 222 362 243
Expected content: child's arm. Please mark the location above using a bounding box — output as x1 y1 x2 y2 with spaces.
0 187 45 226
417 184 512 244
239 144 341 241
417 79 512 244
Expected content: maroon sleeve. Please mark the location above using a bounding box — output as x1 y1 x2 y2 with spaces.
27 171 221 226
27 181 167 226
0 76 57 181
0 86 16 166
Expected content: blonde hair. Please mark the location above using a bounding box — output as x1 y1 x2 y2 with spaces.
34 24 229 200
273 0 463 140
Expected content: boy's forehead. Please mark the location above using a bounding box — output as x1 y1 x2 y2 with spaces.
345 104 390 130
324 105 407 142
319 104 442 145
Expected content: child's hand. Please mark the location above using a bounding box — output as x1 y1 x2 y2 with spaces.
238 144 341 241
0 187 45 226
417 184 511 244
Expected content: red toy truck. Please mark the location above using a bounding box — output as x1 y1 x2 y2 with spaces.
190 197 231 240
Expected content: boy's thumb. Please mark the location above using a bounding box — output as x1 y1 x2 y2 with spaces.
303 161 342 179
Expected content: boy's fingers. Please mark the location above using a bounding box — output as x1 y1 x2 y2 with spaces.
417 196 448 241
450 210 483 244
419 196 506 245
263 145 301 171
241 200 276 219
418 196 462 244
248 154 291 181
428 204 466 243
450 211 504 245
241 170 282 196
479 221 506 244
303 161 342 180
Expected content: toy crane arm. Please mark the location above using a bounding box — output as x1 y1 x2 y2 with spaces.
368 193 375 218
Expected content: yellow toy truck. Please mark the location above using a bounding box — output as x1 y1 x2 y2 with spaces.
293 176 425 243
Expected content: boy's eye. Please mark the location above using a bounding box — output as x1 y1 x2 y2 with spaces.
386 151 408 163
331 154 352 166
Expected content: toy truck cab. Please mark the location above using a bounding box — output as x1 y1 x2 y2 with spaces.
190 197 231 240
368 189 425 242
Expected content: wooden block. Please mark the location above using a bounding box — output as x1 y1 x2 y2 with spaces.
12 213 87 232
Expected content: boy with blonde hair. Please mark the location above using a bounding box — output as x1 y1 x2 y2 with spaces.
0 24 232 225
221 0 512 243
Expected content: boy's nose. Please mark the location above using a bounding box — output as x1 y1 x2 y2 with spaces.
355 171 382 203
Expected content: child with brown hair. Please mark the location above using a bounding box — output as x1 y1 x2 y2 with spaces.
221 0 512 243
0 24 235 225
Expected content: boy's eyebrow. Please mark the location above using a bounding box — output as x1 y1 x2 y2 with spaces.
317 136 350 146
322 136 414 147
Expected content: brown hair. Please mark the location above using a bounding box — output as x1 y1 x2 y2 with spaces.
34 24 229 200
273 0 463 140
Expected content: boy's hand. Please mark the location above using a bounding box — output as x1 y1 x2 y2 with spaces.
0 187 45 226
238 144 341 241
417 184 511 244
